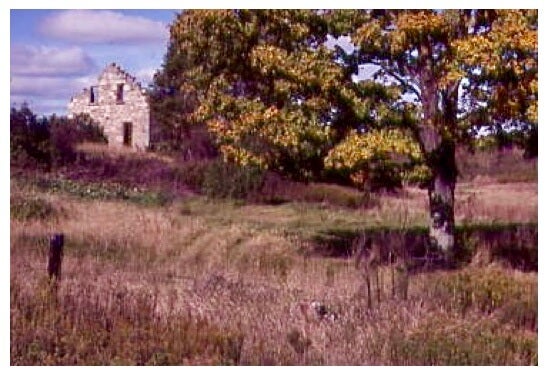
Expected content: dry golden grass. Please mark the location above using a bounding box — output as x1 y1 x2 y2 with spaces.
76 142 176 164
11 181 537 365
374 181 537 225
455 181 537 223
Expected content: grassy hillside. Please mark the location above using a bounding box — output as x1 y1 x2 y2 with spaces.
10 148 537 365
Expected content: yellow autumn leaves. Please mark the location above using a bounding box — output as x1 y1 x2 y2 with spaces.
203 92 332 171
165 10 537 183
325 128 428 185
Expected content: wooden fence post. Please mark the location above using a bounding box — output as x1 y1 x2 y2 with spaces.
48 233 64 281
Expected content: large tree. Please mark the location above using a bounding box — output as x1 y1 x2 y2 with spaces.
159 10 400 180
327 10 537 263
158 10 537 264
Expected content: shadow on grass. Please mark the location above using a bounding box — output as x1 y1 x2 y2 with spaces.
311 222 537 272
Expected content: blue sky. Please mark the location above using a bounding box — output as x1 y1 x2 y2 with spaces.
10 9 180 115
10 4 539 117
9 9 366 117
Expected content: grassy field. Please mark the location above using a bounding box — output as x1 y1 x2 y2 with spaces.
10 147 537 365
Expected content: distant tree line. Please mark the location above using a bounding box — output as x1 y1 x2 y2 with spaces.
10 104 106 170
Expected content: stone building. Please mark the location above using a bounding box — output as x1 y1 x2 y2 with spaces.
68 63 150 149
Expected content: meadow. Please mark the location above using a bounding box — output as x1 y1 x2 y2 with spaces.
10 145 537 365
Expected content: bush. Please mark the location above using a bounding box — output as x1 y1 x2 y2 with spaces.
254 172 373 207
49 114 107 167
10 105 51 168
10 194 57 221
388 317 537 365
201 160 266 200
173 160 210 192
427 267 537 330
456 146 537 183
33 177 172 207
10 105 106 170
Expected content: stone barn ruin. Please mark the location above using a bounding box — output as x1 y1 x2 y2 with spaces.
68 63 150 149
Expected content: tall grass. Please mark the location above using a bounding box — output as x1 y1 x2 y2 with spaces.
10 186 537 365
457 146 537 183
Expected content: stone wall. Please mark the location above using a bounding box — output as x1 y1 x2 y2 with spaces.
68 63 150 149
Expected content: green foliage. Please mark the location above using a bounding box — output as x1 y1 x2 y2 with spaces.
34 177 172 207
388 318 537 365
323 10 538 258
333 9 538 155
48 113 107 167
158 10 401 182
10 105 106 169
10 195 57 221
157 9 537 197
325 128 429 189
428 268 537 330
10 104 50 168
202 160 266 200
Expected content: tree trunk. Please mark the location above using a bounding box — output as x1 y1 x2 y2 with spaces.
417 42 458 265
427 141 457 264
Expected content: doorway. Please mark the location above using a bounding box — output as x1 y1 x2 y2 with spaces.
123 122 132 146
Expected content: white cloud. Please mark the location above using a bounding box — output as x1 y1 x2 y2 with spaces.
11 95 69 116
10 44 98 115
354 64 380 82
135 68 158 86
326 35 355 55
11 44 96 77
38 10 169 44
11 73 96 116
11 74 96 99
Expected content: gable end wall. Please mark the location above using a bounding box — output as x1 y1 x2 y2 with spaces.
68 64 150 149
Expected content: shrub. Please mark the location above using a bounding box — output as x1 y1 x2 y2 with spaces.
257 172 373 208
34 177 172 207
173 160 210 192
388 317 537 365
10 194 57 221
201 160 266 200
174 159 267 200
427 267 537 329
49 114 107 167
456 146 537 183
10 105 51 168
10 105 106 170
291 183 371 208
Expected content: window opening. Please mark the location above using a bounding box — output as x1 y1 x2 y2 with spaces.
116 84 124 103
123 122 132 146
90 86 98 104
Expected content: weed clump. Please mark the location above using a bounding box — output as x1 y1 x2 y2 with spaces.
33 177 172 207
10 278 245 365
427 267 537 330
202 161 265 200
388 317 537 365
11 195 57 221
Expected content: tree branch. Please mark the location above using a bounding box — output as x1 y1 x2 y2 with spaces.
380 64 422 100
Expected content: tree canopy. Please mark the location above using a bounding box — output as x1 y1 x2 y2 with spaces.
156 9 537 263
325 10 537 261
155 10 404 180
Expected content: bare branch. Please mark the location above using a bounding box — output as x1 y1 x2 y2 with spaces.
380 64 422 100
